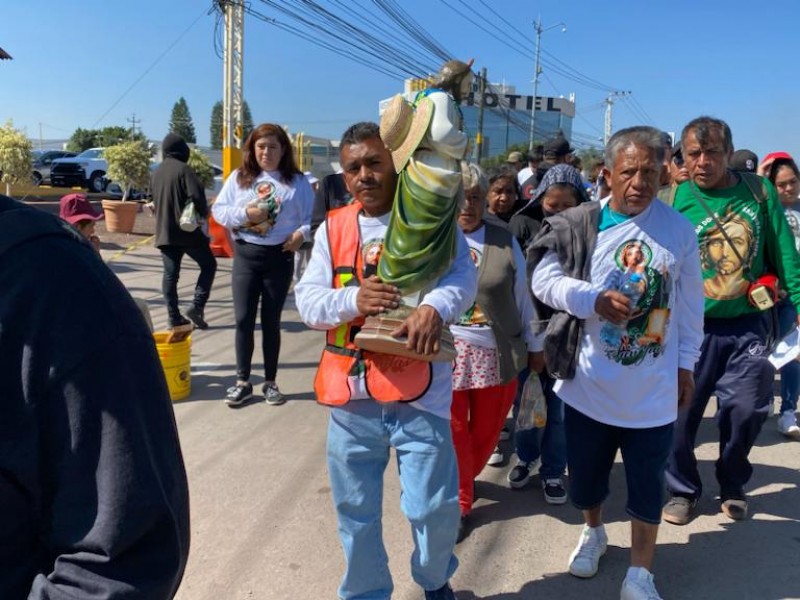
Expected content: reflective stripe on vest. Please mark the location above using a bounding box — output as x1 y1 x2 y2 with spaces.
315 202 432 406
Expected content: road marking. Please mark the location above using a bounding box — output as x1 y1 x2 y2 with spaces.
105 234 155 263
191 362 224 376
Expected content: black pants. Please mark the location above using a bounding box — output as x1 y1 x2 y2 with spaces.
232 240 293 382
666 312 775 499
160 244 217 326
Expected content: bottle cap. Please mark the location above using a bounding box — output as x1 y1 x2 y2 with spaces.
629 273 642 282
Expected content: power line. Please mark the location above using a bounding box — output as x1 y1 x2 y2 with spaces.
91 7 208 128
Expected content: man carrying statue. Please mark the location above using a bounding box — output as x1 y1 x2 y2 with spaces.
354 58 476 360
295 59 477 600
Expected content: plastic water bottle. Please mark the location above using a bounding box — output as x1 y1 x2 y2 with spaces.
600 272 643 345
516 372 547 431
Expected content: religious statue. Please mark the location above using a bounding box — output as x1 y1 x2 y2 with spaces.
354 59 474 361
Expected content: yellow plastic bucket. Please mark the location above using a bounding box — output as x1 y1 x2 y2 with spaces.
154 332 191 401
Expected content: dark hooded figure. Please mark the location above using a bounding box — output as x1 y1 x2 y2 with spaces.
509 163 590 255
151 132 217 329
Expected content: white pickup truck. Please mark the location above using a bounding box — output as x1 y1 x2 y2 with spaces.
50 147 108 192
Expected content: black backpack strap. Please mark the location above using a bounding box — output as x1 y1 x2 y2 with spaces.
740 171 769 206
0 205 78 257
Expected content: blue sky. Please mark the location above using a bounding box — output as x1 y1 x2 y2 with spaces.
3 0 799 160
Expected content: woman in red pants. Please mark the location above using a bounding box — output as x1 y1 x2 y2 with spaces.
451 164 543 542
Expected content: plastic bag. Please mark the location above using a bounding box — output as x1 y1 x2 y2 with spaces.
515 371 547 432
179 201 199 232
768 325 800 369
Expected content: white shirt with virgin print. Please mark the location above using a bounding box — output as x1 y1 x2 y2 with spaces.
532 198 705 428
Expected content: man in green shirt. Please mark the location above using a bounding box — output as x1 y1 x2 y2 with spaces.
663 116 800 525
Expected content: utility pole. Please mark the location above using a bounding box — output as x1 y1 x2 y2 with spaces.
38 122 43 150
475 67 487 162
221 0 244 178
529 17 566 151
127 113 141 137
603 91 630 145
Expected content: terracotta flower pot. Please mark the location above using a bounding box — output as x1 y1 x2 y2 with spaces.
101 199 138 233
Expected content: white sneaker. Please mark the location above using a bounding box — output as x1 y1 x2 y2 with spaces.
486 446 504 466
777 410 800 438
621 566 663 600
568 524 607 578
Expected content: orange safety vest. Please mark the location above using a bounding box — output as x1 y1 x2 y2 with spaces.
314 202 432 406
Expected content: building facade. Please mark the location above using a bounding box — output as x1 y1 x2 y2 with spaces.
379 79 576 160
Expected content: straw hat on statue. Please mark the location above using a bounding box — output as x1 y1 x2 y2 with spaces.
380 94 435 173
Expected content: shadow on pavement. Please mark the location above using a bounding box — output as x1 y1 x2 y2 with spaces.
457 461 800 600
175 372 315 405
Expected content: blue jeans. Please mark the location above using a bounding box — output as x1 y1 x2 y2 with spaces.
512 369 567 479
778 299 799 414
327 400 460 600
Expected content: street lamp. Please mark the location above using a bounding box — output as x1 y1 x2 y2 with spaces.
529 17 566 151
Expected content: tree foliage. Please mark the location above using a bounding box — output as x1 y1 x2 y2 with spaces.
242 101 253 142
169 97 197 144
479 142 529 171
187 147 214 189
577 147 604 169
210 100 253 150
67 126 145 152
0 120 34 194
105 141 152 201
210 101 222 150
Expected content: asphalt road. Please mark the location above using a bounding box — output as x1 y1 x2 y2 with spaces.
106 243 800 600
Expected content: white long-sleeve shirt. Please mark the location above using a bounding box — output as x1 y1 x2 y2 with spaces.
532 198 704 428
212 169 313 245
295 211 477 419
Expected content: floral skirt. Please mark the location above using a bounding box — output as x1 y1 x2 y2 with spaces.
452 339 501 391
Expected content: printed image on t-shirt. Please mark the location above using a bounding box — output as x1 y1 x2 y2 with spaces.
362 238 384 278
601 238 673 366
698 205 759 301
240 180 285 236
785 208 800 253
458 245 489 326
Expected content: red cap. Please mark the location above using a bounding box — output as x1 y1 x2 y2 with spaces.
761 151 794 167
59 193 103 225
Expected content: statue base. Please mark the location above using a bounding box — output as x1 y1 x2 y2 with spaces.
354 306 456 363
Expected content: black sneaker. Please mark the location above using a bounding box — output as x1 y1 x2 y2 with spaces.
542 477 568 505
424 582 456 600
169 316 192 329
507 459 534 489
185 306 208 330
263 382 286 406
225 382 253 407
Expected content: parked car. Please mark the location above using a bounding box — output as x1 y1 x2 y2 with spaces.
50 147 108 192
31 150 77 185
104 163 223 200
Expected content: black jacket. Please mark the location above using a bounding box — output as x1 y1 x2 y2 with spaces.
151 133 209 248
529 201 601 379
0 196 190 598
310 172 351 238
